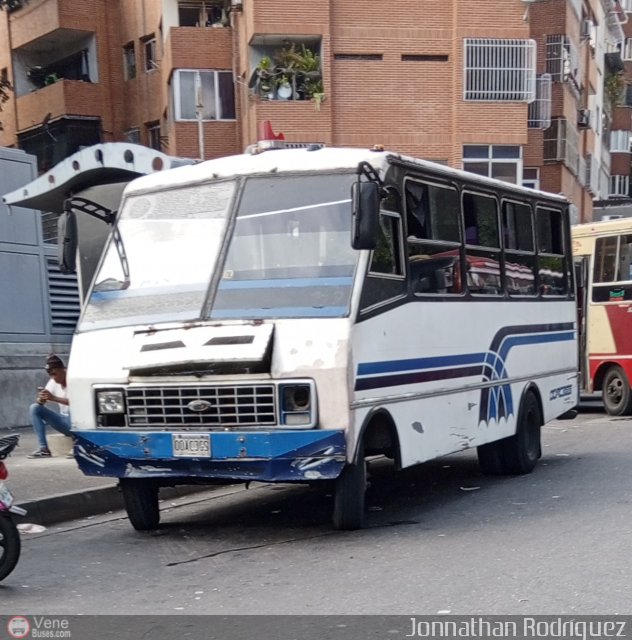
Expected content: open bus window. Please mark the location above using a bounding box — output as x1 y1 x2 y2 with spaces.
404 179 460 243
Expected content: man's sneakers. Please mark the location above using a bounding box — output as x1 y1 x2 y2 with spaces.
27 447 52 458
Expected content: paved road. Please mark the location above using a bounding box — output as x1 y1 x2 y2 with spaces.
1 406 630 615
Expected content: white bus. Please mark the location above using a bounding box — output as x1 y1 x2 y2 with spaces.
62 141 578 531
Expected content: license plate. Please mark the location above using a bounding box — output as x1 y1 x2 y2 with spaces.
0 482 14 509
172 433 211 458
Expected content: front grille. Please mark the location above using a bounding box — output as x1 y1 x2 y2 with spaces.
126 385 277 427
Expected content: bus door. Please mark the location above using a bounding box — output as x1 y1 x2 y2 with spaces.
574 255 589 390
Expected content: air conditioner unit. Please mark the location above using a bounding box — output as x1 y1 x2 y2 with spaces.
580 19 594 40
578 109 591 128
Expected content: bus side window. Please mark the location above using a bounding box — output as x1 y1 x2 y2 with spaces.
463 191 502 296
536 206 567 296
404 179 463 295
619 235 632 281
502 200 536 296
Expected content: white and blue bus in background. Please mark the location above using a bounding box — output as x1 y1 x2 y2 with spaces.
61 140 578 531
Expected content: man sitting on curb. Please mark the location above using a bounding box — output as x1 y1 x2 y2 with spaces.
28 354 73 459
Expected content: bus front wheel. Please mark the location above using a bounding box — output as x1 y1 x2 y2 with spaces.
602 366 632 416
120 479 160 531
332 443 366 531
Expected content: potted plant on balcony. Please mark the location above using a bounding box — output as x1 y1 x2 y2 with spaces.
254 56 277 99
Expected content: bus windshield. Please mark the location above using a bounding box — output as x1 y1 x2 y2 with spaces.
79 172 357 331
209 173 357 319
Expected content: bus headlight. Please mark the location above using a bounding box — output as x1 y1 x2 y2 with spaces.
280 384 313 426
96 390 126 414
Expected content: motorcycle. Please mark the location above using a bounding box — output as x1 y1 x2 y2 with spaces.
0 433 26 581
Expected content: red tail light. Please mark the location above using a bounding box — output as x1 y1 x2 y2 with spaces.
0 461 7 480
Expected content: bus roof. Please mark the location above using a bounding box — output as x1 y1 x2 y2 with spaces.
572 218 632 238
124 145 569 205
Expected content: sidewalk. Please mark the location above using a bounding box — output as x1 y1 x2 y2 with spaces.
2 426 118 526
2 427 211 527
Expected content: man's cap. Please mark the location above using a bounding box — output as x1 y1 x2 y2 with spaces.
45 354 65 372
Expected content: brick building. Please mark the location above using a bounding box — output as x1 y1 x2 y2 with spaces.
0 0 628 222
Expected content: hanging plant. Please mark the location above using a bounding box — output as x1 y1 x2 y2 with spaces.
605 72 624 107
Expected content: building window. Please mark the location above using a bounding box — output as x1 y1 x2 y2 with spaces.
125 128 140 144
623 38 632 61
173 69 235 120
621 0 632 12
142 36 158 72
528 74 552 129
462 145 523 185
146 122 161 150
543 118 579 175
123 42 136 80
610 175 630 197
522 168 540 191
464 38 536 102
610 130 631 152
178 0 224 27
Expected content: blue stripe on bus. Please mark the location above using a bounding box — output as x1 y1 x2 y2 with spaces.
354 325 576 423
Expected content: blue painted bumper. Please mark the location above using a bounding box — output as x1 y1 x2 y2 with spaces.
72 429 347 483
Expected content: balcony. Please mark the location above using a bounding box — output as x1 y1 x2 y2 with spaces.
15 79 102 132
166 26 233 73
8 0 102 50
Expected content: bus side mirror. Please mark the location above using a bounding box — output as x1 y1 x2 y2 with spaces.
351 181 379 250
58 210 78 274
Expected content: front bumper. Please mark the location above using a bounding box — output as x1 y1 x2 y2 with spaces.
72 429 347 483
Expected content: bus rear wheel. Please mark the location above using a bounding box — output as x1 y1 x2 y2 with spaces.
602 366 632 416
500 391 542 475
332 443 366 531
120 479 160 531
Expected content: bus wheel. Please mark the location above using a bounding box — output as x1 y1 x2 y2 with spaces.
500 391 542 475
120 479 160 531
602 366 632 416
332 443 366 531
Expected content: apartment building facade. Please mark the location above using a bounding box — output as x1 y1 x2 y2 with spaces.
0 0 628 222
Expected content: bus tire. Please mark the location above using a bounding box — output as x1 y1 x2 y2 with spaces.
500 391 542 475
477 440 505 475
120 479 160 531
602 366 632 416
332 443 366 531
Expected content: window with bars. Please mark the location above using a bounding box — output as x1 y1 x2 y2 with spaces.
463 38 536 102
528 74 552 129
610 175 630 197
543 118 579 176
610 130 631 152
620 0 632 12
624 38 632 61
546 35 578 83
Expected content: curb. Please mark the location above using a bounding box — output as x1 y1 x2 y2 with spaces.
13 484 214 527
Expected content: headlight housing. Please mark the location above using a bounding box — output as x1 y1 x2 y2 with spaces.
279 383 313 426
96 390 126 414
